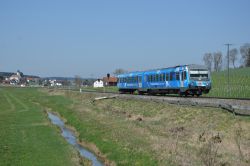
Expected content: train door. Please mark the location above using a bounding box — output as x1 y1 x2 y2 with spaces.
138 75 142 88
180 70 184 88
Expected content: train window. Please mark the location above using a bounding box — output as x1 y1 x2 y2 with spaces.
170 72 174 81
159 74 162 81
155 74 159 82
138 76 142 82
166 73 169 81
176 72 180 80
182 71 187 80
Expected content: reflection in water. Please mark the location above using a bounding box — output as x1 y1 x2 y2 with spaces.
48 112 103 166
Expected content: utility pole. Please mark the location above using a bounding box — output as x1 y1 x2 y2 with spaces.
225 43 232 95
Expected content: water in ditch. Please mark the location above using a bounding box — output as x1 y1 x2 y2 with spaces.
47 112 103 166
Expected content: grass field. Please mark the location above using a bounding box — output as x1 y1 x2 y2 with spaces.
1 87 250 165
43 89 250 165
0 87 86 166
204 67 250 98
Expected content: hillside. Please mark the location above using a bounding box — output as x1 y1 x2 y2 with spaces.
204 67 250 98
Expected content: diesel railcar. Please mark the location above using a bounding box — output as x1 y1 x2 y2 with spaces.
117 64 211 96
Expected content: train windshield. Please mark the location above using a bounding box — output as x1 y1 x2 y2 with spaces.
189 69 209 81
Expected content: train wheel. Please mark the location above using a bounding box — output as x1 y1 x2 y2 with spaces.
178 91 184 97
138 91 144 95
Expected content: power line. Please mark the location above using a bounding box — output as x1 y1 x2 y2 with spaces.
225 43 232 95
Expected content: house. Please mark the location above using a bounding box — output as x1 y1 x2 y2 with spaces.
103 76 118 86
9 71 22 84
93 79 104 88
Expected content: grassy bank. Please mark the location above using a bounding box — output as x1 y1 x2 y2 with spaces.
1 87 250 165
0 87 84 166
40 88 250 165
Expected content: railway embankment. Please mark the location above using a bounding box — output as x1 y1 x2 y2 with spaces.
118 95 250 116
79 90 250 116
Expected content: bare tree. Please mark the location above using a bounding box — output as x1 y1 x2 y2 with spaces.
74 75 82 87
229 48 238 68
113 68 127 76
240 43 250 67
203 53 213 72
213 52 223 72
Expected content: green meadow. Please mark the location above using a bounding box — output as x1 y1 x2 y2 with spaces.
1 87 250 165
205 67 250 98
0 87 84 166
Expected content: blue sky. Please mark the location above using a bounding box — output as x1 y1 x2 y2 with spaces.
1 0 250 78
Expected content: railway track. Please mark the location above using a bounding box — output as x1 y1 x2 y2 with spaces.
52 87 250 116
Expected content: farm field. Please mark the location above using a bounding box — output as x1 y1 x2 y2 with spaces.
0 87 88 166
204 67 250 98
1 87 249 165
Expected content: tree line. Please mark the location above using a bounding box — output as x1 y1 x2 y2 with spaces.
203 43 250 72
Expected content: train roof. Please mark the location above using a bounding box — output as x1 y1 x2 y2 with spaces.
117 64 208 77
187 64 208 70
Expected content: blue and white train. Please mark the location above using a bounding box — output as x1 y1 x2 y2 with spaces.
117 64 211 96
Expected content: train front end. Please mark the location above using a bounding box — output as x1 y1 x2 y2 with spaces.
186 65 211 96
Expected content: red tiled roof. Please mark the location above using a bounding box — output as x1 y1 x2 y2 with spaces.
103 77 117 83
